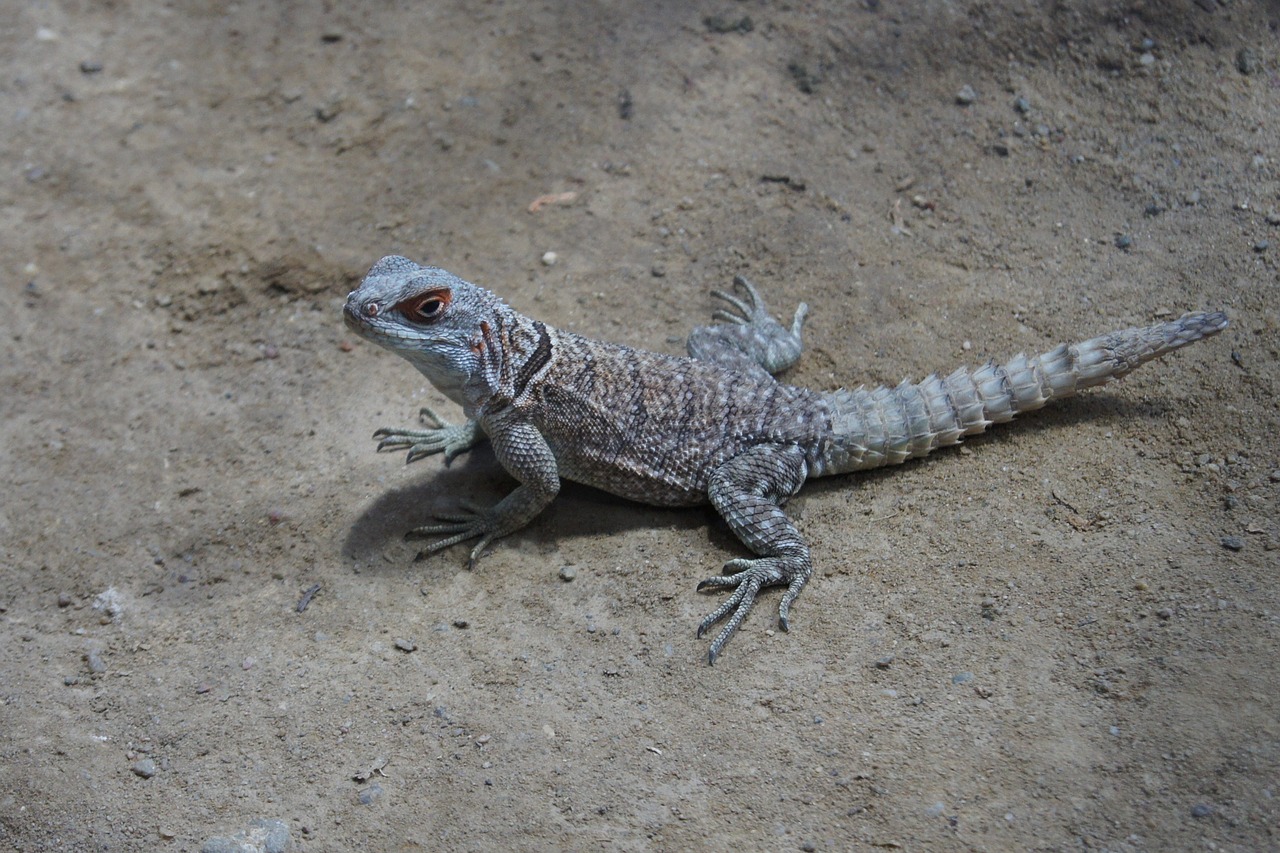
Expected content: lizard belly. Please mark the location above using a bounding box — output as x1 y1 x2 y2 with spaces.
545 435 719 506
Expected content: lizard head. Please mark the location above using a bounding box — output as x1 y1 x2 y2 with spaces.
344 255 504 395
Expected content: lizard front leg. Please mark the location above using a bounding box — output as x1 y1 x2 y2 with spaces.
373 406 486 464
697 443 812 663
408 417 560 566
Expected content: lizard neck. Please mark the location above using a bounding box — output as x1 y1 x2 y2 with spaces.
461 307 558 418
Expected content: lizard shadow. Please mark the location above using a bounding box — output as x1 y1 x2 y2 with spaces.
341 445 708 565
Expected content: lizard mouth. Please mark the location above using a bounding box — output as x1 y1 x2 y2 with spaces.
342 300 375 335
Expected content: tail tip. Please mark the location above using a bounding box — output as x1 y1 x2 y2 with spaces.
1173 310 1228 344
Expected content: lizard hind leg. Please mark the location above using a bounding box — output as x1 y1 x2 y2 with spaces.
697 443 813 664
687 275 809 378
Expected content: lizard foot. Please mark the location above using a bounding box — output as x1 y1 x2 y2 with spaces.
406 500 501 567
373 407 480 464
690 275 809 376
695 554 812 664
710 275 808 341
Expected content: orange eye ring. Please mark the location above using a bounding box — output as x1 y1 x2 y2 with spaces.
396 289 451 323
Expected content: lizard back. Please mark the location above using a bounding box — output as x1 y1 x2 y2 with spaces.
527 329 829 506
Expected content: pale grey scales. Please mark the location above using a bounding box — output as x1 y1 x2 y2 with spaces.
343 255 1228 663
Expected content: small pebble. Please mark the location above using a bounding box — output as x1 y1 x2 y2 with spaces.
1265 210 1280 226
57 593 73 608
357 782 384 805
1115 234 1132 250
86 649 107 674
1254 240 1269 253
955 84 977 105
1191 803 1214 818
79 60 103 74
952 671 973 685
874 655 894 670
1220 535 1244 552
1235 47 1261 75
1012 95 1031 114
1183 189 1201 206
131 759 157 779
315 100 343 122
540 251 557 266
702 14 753 34
650 262 666 278
558 565 577 582
394 638 417 652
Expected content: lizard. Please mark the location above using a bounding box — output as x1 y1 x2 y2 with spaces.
343 254 1228 663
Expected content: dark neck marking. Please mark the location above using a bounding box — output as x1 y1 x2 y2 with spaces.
511 321 553 400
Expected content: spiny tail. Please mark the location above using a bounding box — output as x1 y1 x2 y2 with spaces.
812 311 1228 476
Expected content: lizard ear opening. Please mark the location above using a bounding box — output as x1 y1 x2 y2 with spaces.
396 289 452 324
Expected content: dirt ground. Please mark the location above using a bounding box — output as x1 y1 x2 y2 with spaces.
2 1 1277 850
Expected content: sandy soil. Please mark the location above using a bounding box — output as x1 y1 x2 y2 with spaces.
2 1 1277 850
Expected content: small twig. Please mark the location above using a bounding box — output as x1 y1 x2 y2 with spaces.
1050 490 1080 514
296 583 321 613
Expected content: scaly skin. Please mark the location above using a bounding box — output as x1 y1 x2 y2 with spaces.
343 255 1228 663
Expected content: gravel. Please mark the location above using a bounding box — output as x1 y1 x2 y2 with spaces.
201 819 292 853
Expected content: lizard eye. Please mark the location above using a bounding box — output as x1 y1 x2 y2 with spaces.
397 289 451 323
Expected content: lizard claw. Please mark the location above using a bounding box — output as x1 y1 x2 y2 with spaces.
372 408 482 465
407 500 500 566
708 276 767 326
695 555 811 664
